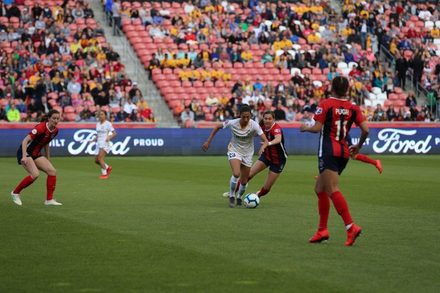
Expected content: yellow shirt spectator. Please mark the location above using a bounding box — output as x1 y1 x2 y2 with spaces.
191 70 201 80
29 74 40 88
241 50 253 62
179 70 191 81
70 42 81 54
307 33 321 43
201 69 211 81
163 57 177 68
389 41 397 56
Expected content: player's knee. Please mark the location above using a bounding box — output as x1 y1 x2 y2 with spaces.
31 171 40 180
47 168 56 176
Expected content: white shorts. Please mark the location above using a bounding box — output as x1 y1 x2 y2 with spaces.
95 142 112 155
227 151 253 167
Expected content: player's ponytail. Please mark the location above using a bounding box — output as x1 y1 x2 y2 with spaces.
41 109 60 122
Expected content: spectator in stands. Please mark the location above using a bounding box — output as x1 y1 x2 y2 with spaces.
79 104 94 122
406 91 417 108
67 78 81 95
300 106 314 125
122 97 137 121
111 0 121 36
395 52 409 90
273 101 286 121
272 92 286 107
7 102 20 122
138 100 154 122
0 104 7 121
373 104 386 121
180 106 195 128
285 106 296 122
386 104 398 121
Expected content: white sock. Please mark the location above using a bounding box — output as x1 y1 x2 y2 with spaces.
105 163 109 169
229 176 238 197
345 223 353 230
237 183 248 199
101 168 107 175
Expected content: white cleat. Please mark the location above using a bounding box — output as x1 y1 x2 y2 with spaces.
44 199 63 206
222 192 230 197
11 191 22 206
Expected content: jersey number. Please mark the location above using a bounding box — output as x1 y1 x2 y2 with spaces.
334 120 348 141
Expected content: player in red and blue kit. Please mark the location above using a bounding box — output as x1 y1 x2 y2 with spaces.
300 76 369 246
11 110 62 206
249 110 288 198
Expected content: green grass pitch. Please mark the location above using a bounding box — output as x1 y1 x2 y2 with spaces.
0 155 439 292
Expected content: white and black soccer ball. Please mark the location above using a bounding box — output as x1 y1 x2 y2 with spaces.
244 193 260 208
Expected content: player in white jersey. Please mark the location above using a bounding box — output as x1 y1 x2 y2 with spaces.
94 110 116 179
202 105 269 207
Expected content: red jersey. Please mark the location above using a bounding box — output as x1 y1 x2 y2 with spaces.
314 98 364 158
262 122 287 164
26 122 59 157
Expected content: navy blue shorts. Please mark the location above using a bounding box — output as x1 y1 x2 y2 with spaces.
258 154 286 174
318 156 349 175
16 148 41 165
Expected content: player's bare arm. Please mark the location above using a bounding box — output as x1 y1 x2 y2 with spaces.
202 123 222 151
268 133 282 146
44 144 50 160
349 121 369 156
258 133 269 156
300 121 322 133
21 135 32 164
107 130 117 142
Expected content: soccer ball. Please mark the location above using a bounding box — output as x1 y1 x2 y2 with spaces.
244 193 260 208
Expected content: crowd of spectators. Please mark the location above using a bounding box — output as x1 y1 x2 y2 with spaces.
0 0 154 123
114 0 439 124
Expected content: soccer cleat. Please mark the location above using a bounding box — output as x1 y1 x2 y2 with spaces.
44 199 63 206
228 196 235 208
106 165 113 175
222 192 230 197
309 229 329 243
345 224 362 246
375 160 383 174
236 198 242 206
100 174 109 179
11 191 22 206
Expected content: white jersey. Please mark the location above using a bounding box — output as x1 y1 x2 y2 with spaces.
96 120 114 148
223 118 263 155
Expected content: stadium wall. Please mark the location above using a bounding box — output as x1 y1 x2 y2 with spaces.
0 123 439 156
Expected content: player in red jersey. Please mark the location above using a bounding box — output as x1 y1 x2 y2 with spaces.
11 110 62 206
250 110 288 197
300 76 369 246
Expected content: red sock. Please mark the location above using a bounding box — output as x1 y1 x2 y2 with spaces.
46 175 57 200
257 187 269 197
354 154 377 166
330 191 353 226
13 175 36 194
317 192 330 230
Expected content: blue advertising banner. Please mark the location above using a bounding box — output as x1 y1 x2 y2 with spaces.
0 124 439 156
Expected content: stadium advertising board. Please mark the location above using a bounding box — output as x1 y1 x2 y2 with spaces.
0 123 439 156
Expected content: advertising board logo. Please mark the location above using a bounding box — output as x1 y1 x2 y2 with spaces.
67 129 130 155
372 128 433 154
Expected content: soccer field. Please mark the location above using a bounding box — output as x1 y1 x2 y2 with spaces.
0 155 439 292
